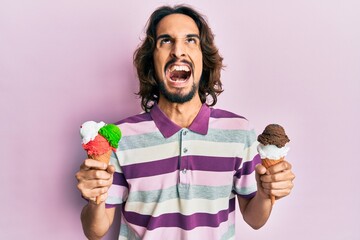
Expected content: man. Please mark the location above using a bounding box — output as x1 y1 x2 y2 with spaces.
76 5 295 240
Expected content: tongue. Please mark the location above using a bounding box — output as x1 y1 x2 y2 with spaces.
170 71 188 81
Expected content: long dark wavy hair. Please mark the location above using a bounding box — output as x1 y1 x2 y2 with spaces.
134 5 224 112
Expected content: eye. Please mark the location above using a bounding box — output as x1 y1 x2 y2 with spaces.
159 38 172 46
186 37 198 44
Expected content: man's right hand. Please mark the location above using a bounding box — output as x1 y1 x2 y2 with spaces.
75 159 115 204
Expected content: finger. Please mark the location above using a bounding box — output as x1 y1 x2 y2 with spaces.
260 169 294 183
92 169 113 180
261 180 294 191
79 169 113 181
77 176 113 198
255 163 267 175
266 187 293 199
80 185 110 200
79 178 113 190
266 161 292 174
80 159 108 171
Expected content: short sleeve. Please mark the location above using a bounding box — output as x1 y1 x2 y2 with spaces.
105 151 129 208
233 128 261 199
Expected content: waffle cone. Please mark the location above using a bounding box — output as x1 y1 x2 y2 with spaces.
261 157 284 169
261 157 285 205
88 150 112 204
88 150 112 164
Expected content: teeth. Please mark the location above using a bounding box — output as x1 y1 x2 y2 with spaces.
169 65 190 72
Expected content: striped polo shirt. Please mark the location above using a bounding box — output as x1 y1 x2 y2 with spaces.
106 103 260 240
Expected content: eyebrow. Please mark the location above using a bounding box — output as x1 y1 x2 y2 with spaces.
156 34 200 41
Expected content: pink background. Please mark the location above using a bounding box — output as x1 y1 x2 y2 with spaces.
1 1 359 239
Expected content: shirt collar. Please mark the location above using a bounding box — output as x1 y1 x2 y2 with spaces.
150 103 210 138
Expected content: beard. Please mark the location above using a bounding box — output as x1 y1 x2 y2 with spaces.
158 81 197 104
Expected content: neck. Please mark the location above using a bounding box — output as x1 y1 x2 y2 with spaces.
158 96 203 128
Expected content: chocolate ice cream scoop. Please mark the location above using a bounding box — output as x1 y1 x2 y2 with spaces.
257 124 290 148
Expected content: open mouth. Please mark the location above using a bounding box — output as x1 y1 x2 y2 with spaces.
167 65 192 82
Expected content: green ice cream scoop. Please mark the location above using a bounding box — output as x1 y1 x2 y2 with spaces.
98 124 122 149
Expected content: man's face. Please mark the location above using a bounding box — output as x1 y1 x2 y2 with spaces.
153 14 203 104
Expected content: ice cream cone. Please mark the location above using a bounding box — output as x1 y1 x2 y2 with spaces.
261 157 284 169
261 156 285 205
88 149 112 164
80 121 122 205
88 150 112 204
257 124 290 206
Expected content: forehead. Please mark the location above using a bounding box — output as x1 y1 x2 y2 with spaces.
156 13 199 37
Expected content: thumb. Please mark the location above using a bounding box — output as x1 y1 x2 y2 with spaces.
107 164 116 174
255 163 267 175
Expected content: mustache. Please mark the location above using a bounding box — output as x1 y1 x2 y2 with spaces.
164 58 194 73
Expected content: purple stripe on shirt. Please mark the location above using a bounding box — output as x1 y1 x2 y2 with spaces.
234 154 261 178
187 156 241 172
121 156 243 179
124 198 236 230
113 172 129 188
105 203 122 208
122 157 179 179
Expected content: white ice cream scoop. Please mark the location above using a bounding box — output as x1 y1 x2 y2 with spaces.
80 121 105 144
257 143 290 160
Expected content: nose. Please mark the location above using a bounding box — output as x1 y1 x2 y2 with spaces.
170 39 186 58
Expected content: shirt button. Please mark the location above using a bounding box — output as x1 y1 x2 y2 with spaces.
183 131 188 136
182 169 187 174
183 148 188 153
